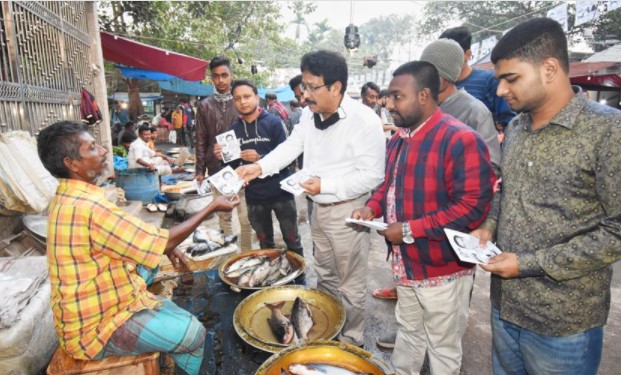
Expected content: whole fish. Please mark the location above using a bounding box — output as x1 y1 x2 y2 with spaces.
225 256 267 276
263 256 283 286
248 260 271 287
291 297 313 341
237 268 253 287
288 364 371 375
189 242 216 257
192 229 213 244
279 254 292 276
271 268 302 287
265 301 295 344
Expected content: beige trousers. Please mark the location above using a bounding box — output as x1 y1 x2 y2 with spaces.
393 274 474 375
311 195 370 346
210 185 253 252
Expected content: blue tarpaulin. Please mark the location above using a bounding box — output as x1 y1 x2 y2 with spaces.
117 65 296 102
117 66 179 81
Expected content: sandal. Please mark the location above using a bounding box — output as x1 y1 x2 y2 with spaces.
146 203 158 213
157 203 168 212
372 287 398 300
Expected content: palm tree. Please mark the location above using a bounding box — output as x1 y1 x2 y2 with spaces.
288 1 316 43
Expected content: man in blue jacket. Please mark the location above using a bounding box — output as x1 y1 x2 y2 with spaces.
214 79 302 256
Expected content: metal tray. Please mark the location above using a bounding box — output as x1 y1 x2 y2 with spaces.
255 340 392 375
234 286 345 353
219 249 305 291
22 215 47 240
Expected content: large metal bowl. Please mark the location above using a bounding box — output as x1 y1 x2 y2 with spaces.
255 340 393 374
219 249 305 291
234 286 345 353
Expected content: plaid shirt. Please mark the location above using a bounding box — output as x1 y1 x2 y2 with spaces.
268 100 290 121
47 179 168 359
367 108 495 280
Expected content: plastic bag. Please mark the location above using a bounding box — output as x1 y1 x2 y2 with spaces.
168 130 177 144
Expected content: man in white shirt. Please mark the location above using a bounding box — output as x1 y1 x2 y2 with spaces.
237 50 386 347
128 124 174 175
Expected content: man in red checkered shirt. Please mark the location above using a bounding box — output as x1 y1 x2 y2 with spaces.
352 61 495 374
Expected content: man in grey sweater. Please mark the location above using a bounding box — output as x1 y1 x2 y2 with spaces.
422 38 502 177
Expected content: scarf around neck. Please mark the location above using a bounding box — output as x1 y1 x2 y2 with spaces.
213 91 233 103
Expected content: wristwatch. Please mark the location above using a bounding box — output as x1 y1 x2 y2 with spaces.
402 222 415 244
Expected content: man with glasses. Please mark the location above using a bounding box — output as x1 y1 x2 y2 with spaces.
237 50 386 348
195 55 252 251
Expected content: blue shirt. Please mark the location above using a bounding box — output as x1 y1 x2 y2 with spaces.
456 69 515 127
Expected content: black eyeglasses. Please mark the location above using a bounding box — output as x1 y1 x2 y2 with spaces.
300 82 328 94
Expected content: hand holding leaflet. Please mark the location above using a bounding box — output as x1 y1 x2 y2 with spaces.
345 218 388 231
444 228 502 265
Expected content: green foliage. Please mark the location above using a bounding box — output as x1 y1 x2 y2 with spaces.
417 1 621 51
288 0 317 43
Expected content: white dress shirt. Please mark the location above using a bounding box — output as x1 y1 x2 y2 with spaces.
127 138 155 168
257 94 386 203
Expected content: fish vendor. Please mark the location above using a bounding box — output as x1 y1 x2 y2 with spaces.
37 121 240 375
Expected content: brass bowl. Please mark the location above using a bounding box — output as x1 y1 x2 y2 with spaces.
255 340 393 375
219 249 305 291
233 286 345 353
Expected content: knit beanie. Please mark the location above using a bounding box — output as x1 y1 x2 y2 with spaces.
420 39 464 83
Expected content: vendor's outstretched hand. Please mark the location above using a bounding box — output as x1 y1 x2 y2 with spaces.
166 248 190 272
211 194 240 211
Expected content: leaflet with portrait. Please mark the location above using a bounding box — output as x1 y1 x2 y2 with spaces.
280 168 316 196
444 228 502 265
216 130 241 163
207 166 244 195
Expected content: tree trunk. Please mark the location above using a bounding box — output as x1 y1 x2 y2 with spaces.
127 78 143 121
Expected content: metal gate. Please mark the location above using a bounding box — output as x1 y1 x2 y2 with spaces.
0 1 100 139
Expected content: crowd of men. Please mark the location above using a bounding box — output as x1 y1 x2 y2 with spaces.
39 17 620 375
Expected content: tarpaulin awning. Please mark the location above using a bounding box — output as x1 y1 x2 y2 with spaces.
117 66 177 81
159 79 296 102
160 79 214 96
101 31 208 81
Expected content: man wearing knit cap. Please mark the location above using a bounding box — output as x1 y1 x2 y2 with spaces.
421 38 501 177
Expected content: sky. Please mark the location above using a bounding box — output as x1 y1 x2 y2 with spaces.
279 1 425 40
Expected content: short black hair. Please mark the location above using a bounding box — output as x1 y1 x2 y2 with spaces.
138 124 151 135
361 82 380 97
289 75 303 91
231 79 258 95
300 50 348 94
290 99 301 108
265 92 277 100
120 130 137 144
209 55 231 71
491 18 569 73
37 121 87 178
123 121 134 129
392 61 440 102
150 126 157 132
379 89 390 99
439 26 471 52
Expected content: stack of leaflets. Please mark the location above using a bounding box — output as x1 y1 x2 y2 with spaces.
280 168 316 196
207 166 244 195
192 178 211 196
345 218 388 231
444 228 502 265
216 130 241 163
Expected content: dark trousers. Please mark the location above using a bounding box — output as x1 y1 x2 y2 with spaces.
175 128 186 146
247 199 302 255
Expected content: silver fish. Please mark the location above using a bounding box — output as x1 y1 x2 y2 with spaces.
291 297 313 342
225 256 267 276
189 242 217 256
271 268 302 287
237 268 253 287
279 254 291 276
248 260 271 287
288 363 370 375
263 256 283 286
265 301 296 344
